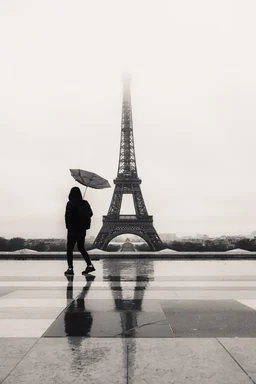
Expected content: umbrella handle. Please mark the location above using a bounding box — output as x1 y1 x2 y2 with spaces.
83 175 93 198
83 186 88 198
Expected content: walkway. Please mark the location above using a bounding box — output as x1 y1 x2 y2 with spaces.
1 259 256 383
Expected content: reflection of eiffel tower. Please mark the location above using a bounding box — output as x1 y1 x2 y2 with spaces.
93 74 163 251
103 260 154 336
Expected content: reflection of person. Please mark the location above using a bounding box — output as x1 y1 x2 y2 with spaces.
64 275 95 337
64 186 95 276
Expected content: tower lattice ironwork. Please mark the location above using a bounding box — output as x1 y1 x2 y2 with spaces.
93 75 163 251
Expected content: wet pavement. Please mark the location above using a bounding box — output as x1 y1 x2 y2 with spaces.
1 259 256 383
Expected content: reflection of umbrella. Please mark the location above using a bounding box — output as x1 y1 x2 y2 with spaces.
70 169 111 196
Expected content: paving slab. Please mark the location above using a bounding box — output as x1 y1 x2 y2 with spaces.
0 319 56 337
1 289 82 299
1 338 126 384
0 298 73 307
218 338 256 383
0 307 63 319
162 300 256 337
127 338 253 384
0 338 37 382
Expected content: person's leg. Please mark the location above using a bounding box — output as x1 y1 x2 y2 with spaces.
66 230 77 269
77 230 92 266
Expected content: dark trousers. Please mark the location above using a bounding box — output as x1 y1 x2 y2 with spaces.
66 228 91 268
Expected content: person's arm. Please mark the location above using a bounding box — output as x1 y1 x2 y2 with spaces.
65 201 73 229
85 201 93 217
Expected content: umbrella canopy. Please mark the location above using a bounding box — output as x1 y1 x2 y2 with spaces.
70 169 111 189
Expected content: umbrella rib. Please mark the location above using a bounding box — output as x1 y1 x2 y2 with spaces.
88 173 96 187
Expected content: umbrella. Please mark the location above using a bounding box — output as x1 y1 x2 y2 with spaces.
70 169 111 196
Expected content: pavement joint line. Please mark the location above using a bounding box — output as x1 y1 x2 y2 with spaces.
0 338 39 384
126 340 129 384
113 319 168 337
216 338 256 384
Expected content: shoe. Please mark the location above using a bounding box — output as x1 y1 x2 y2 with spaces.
82 265 96 275
65 275 74 283
64 268 74 275
85 275 95 282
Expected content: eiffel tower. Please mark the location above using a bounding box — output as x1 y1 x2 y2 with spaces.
93 74 163 251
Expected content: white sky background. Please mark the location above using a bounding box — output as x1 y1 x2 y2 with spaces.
1 0 256 239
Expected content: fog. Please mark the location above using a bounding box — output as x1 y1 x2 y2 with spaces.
1 0 256 238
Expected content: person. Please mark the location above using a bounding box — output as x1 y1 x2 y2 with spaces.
64 186 95 275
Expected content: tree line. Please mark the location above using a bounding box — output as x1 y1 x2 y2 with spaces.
0 237 93 252
1 236 256 252
136 237 256 252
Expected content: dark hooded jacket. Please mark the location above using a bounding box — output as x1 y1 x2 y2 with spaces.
65 187 93 231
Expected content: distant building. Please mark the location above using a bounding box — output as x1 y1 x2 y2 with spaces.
111 235 143 243
159 233 178 242
120 241 136 252
197 234 209 240
111 236 127 242
26 238 66 246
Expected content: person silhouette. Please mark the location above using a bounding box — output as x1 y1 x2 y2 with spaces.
64 186 95 275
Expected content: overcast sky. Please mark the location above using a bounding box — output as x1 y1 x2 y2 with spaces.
1 0 256 239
